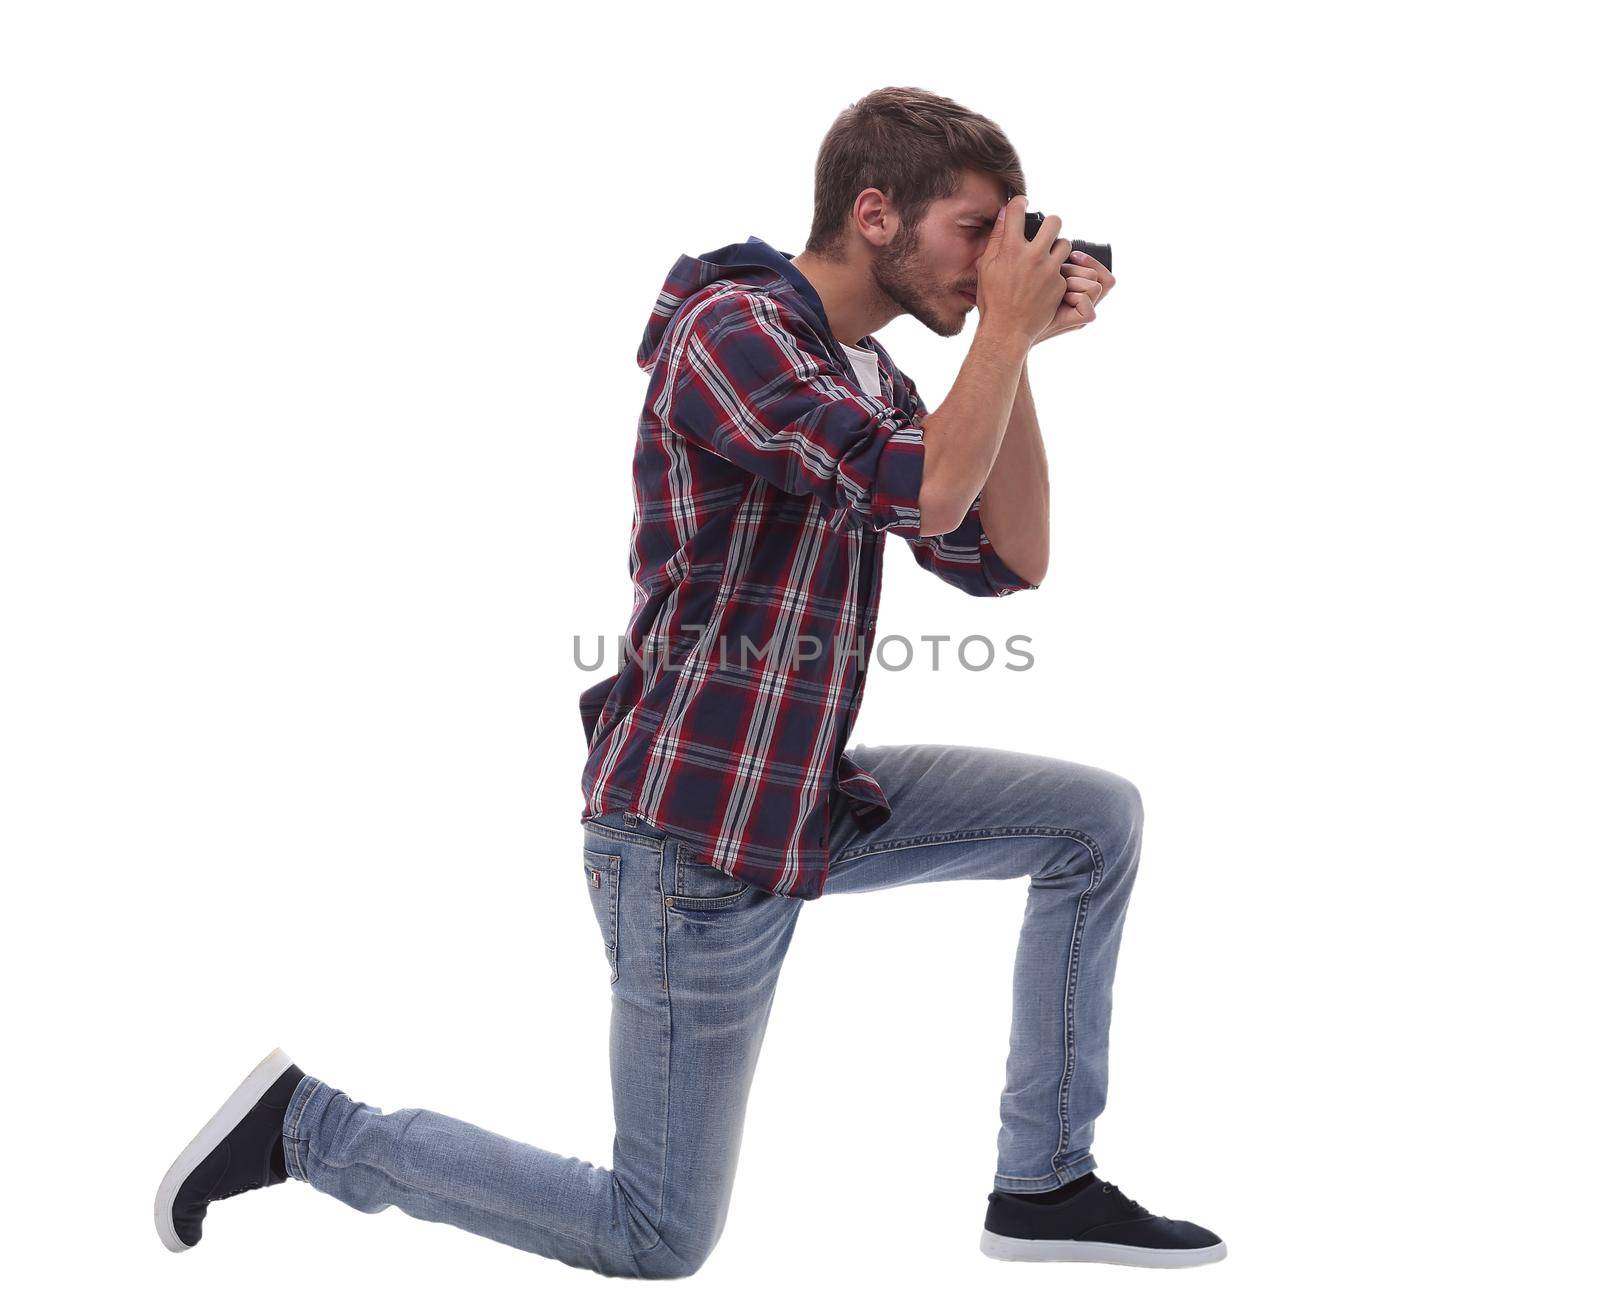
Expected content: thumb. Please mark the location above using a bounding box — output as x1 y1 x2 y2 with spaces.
987 200 1009 250
988 194 1023 253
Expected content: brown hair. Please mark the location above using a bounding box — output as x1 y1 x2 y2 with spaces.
803 86 1027 259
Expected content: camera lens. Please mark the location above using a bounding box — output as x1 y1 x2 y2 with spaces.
1021 211 1112 274
1072 240 1112 274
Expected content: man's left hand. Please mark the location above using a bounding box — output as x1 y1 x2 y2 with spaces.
1034 247 1114 344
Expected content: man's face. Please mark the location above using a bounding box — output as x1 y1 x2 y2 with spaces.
870 170 1007 338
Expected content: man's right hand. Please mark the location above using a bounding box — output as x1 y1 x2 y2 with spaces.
975 195 1072 345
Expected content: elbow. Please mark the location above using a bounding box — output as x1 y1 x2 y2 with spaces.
914 434 978 536
991 536 1046 590
915 479 974 537
918 502 968 538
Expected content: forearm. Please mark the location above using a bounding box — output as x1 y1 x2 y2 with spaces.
977 357 1049 585
917 319 1030 534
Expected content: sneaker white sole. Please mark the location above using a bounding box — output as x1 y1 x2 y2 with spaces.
154 1046 298 1253
980 1228 1227 1267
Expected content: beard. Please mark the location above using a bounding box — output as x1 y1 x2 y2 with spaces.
869 223 968 338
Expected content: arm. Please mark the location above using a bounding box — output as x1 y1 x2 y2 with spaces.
975 356 1048 586
893 362 1041 598
659 287 926 536
977 241 1115 583
914 191 1075 576
916 316 1032 534
909 199 1110 590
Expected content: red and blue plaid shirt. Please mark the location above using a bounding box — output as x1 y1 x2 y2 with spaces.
579 236 1037 898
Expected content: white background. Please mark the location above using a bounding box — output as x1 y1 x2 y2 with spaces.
4 1 1595 1290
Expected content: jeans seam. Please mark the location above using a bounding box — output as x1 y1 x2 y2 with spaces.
585 850 622 983
1001 1164 1090 1183
832 824 1084 865
655 845 673 1229
284 1077 322 1182
297 1139 601 1252
996 1154 1096 1190
1050 832 1107 1175
582 821 665 851
276 1036 673 1272
285 1077 320 1141
834 820 1111 1181
621 1214 679 1275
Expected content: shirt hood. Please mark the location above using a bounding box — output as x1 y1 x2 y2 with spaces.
636 235 840 373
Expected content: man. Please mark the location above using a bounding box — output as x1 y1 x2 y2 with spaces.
155 87 1225 1274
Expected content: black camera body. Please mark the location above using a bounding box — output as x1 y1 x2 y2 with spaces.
1022 211 1111 274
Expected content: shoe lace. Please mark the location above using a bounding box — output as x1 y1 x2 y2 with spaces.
1101 1180 1152 1216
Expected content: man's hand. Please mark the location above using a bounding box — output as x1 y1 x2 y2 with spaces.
975 195 1075 345
1034 248 1114 344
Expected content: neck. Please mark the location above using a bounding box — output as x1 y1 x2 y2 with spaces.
787 248 899 348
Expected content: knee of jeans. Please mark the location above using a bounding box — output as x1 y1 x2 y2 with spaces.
645 1207 728 1279
1044 771 1143 879
1114 774 1144 837
1101 773 1144 858
633 1234 715 1280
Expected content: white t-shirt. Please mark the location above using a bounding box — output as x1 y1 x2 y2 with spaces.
838 339 885 401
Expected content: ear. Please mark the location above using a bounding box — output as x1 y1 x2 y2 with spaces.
856 187 895 249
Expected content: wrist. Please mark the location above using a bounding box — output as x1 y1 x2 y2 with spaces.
975 317 1034 363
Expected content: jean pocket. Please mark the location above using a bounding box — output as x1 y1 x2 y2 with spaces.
663 850 749 911
582 848 621 982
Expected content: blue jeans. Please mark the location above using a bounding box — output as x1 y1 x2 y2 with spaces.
280 742 1143 1277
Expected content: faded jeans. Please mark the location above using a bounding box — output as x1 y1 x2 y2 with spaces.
279 742 1144 1277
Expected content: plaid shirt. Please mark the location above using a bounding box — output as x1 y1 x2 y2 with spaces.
579 236 1037 898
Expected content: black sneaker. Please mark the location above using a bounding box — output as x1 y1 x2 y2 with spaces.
155 1047 305 1252
980 1173 1227 1267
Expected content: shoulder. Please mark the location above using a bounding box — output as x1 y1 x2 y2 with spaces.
667 283 831 373
678 282 812 340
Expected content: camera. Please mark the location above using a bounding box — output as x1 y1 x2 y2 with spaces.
1022 211 1111 275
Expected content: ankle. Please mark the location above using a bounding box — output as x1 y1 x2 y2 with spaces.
1000 1172 1099 1205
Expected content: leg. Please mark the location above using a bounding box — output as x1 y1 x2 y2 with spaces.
281 812 804 1277
824 743 1143 1192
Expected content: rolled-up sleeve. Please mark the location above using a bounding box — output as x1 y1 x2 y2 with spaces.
901 489 1040 596
891 373 1039 597
656 288 925 536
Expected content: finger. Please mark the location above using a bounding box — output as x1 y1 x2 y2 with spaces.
1064 262 1113 301
1068 249 1112 280
1057 273 1103 298
1046 236 1075 271
1061 254 1110 286
990 194 1028 251
1064 291 1097 321
1034 213 1063 255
